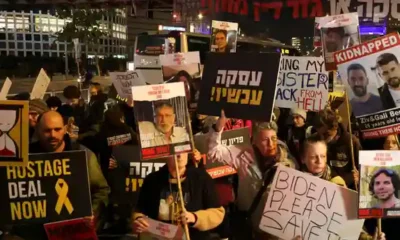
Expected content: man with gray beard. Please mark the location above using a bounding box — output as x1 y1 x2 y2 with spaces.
347 63 383 116
377 53 400 109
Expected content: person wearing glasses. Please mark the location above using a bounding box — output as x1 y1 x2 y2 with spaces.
138 102 189 147
369 168 400 209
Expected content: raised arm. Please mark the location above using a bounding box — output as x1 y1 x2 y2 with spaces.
207 110 254 172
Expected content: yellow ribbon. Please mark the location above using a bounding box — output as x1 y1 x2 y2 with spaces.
55 179 74 215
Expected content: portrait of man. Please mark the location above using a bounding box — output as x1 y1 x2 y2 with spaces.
323 27 345 53
213 30 230 53
347 63 383 116
369 168 400 209
138 102 189 148
376 53 400 109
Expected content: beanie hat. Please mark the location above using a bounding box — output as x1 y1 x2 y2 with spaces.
29 99 49 114
291 108 307 121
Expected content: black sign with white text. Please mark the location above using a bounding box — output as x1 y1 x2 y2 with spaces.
0 151 92 225
197 52 281 121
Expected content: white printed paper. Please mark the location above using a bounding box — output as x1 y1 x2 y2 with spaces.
0 78 12 100
30 69 50 100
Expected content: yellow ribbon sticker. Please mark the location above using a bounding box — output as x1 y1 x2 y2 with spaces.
55 178 74 215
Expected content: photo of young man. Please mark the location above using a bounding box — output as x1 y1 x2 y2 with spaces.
346 63 383 116
376 53 400 109
369 168 400 209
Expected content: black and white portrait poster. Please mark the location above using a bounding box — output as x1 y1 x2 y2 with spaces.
335 33 400 139
132 82 194 160
210 20 238 53
320 12 360 71
359 150 400 219
197 52 281 121
159 52 201 113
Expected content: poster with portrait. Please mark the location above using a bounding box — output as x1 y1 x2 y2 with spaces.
132 82 194 160
320 12 360 71
335 33 400 139
159 52 201 114
0 100 29 167
359 150 400 218
210 20 238 53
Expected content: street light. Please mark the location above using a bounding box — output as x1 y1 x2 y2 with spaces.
198 13 203 19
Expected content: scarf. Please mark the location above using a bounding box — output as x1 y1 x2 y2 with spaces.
303 165 332 181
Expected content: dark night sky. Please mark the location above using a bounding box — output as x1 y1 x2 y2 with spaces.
210 0 332 44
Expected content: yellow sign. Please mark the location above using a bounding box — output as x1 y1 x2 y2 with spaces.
0 100 29 167
55 179 74 214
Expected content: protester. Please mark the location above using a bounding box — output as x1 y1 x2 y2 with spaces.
285 108 311 165
311 108 361 189
45 96 62 111
132 153 224 240
28 99 49 143
59 85 86 127
208 110 297 239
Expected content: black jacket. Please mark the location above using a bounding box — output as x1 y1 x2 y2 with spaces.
379 83 396 109
135 165 223 240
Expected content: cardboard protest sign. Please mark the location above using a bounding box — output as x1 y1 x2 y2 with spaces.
259 165 364 240
210 20 238 53
194 128 252 178
359 150 400 218
320 12 360 71
109 71 146 100
159 52 201 113
140 217 183 240
335 33 400 139
0 151 92 225
198 52 281 121
44 218 97 240
111 145 166 204
132 82 194 160
0 78 12 100
0 100 29 167
275 56 329 111
31 68 51 99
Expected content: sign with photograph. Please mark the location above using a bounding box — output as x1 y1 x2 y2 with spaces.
335 33 400 139
160 52 201 112
275 56 329 111
109 71 146 100
31 68 51 100
259 165 364 240
320 12 360 71
111 145 166 204
210 20 238 53
197 52 281 121
44 218 97 240
0 100 29 167
194 128 251 178
0 151 92 225
132 82 194 160
359 150 400 218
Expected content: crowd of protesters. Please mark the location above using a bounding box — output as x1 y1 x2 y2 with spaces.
0 81 395 240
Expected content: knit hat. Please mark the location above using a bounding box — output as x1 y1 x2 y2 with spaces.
29 99 49 114
291 108 307 121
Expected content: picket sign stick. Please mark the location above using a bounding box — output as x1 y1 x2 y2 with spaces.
174 155 191 240
344 92 358 191
377 218 382 235
186 108 198 168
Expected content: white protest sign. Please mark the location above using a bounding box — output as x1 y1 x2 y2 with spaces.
30 68 50 100
140 217 183 240
109 71 145 99
259 165 364 240
0 78 12 100
275 56 329 112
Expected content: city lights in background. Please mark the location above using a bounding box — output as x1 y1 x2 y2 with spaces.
198 13 203 19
